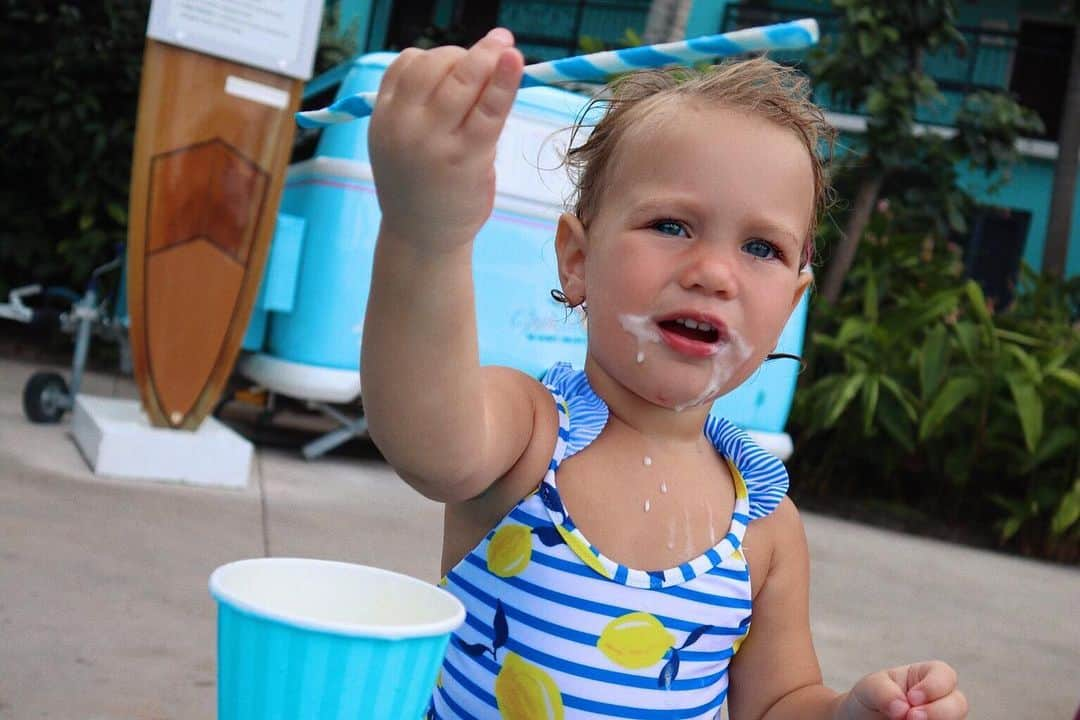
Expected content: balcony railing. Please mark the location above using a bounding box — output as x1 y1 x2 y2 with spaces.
719 2 1069 138
494 0 652 62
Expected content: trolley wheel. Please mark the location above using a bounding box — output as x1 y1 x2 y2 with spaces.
23 371 70 424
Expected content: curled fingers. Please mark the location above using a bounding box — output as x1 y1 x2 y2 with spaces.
380 45 468 117
430 28 518 129
377 46 422 99
457 45 523 145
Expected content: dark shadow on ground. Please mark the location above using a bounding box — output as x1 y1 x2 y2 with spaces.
214 393 385 463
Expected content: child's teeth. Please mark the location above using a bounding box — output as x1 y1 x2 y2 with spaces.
675 318 714 332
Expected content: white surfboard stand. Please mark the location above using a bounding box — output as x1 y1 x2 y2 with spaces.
71 395 253 488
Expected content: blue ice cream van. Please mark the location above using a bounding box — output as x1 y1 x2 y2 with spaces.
238 52 809 460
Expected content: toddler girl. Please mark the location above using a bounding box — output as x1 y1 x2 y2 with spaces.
361 27 967 720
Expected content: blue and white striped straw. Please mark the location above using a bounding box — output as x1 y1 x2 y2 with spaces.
297 18 819 128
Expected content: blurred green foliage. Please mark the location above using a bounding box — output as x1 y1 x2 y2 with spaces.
0 1 150 297
578 27 645 55
808 0 1043 301
793 203 1080 562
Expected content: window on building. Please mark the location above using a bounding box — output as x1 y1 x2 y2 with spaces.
1008 19 1075 141
963 206 1032 310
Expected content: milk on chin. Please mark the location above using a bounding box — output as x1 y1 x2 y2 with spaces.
617 313 753 413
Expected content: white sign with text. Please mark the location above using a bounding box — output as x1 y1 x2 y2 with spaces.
147 0 322 79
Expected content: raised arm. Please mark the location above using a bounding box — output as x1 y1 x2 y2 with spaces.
361 30 546 502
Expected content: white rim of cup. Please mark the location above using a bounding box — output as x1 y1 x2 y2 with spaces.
208 557 466 640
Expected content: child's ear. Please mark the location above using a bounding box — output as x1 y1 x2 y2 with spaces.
791 268 813 312
555 213 588 304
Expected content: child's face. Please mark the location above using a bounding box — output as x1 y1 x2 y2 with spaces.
557 104 814 412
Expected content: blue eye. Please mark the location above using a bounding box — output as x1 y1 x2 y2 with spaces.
653 220 687 237
744 238 779 260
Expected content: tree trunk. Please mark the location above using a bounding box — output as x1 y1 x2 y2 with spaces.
820 172 886 304
643 0 693 43
1043 22 1080 278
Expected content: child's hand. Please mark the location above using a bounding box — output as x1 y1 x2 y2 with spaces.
368 28 524 250
838 660 967 720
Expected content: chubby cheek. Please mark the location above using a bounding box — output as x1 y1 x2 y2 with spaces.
587 301 640 366
586 254 647 306
739 299 799 372
583 266 652 347
727 345 770 388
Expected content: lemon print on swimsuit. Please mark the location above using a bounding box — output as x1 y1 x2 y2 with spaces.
494 652 565 720
732 465 748 500
487 524 533 577
554 523 611 578
597 612 676 669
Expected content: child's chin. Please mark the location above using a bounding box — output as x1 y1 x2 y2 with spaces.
648 384 719 412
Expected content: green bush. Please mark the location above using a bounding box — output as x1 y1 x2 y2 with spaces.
792 209 1080 562
0 1 150 296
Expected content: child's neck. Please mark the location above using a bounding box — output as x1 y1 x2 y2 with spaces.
584 356 714 448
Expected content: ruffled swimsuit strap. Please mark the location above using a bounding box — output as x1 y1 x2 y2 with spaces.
704 414 790 521
537 363 761 588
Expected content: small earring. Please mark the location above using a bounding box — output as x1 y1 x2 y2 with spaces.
550 288 585 308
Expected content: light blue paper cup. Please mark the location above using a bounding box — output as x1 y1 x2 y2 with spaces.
209 558 465 720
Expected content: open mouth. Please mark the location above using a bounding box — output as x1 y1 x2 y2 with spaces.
657 317 721 344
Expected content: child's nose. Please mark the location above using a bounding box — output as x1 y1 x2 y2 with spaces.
678 245 739 297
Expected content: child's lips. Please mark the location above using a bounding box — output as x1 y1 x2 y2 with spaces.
654 312 728 358
658 325 720 357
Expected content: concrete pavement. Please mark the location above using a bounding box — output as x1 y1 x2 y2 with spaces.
1 356 1077 719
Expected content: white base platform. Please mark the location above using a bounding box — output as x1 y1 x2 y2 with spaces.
71 395 252 488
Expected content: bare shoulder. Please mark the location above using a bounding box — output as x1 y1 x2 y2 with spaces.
441 367 559 571
747 496 807 548
759 495 806 538
743 496 808 601
477 365 560 507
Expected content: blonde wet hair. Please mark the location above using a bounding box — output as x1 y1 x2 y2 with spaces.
564 56 835 268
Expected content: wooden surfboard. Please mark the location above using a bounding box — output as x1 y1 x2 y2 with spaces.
126 39 302 430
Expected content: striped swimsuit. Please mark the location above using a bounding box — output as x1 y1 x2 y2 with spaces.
430 363 789 719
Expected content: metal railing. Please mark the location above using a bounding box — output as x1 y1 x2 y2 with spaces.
719 2 1066 136
494 0 652 62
